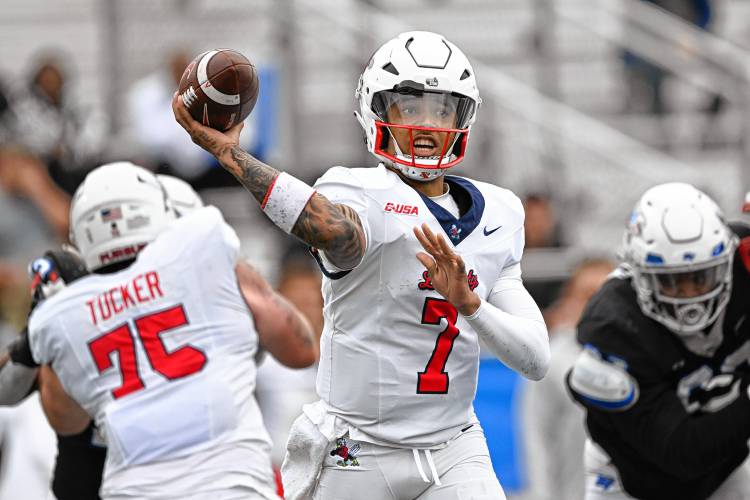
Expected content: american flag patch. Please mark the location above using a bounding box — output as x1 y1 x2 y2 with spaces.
101 207 123 222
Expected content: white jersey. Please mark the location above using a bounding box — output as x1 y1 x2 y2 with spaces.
314 165 524 447
28 207 276 499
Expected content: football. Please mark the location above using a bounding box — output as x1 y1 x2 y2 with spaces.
177 49 259 131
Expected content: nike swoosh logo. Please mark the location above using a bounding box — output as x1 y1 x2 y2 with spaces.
483 225 502 236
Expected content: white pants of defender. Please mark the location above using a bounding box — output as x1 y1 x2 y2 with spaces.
584 439 750 500
312 426 506 500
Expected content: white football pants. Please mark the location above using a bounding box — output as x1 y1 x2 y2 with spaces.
312 425 506 500
584 439 750 500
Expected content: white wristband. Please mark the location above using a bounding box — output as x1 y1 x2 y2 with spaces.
261 172 316 233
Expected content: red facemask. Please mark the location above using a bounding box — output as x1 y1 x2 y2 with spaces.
373 121 469 171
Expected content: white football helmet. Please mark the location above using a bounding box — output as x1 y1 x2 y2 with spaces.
157 174 204 217
622 183 737 335
70 162 172 271
355 31 481 181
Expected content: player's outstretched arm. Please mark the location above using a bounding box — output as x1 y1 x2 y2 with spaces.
414 223 550 380
0 330 40 406
38 365 91 436
0 250 90 407
236 262 318 368
172 95 365 270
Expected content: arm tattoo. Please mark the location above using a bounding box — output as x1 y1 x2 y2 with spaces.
226 145 280 203
292 197 365 270
237 263 314 350
225 145 365 269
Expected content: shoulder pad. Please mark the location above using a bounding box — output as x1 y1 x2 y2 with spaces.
315 166 369 189
468 179 524 219
569 346 639 412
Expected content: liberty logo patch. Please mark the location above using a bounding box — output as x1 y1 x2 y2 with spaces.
329 437 360 467
448 224 462 241
418 269 479 291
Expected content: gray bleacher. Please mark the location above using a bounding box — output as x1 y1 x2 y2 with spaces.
1 0 748 263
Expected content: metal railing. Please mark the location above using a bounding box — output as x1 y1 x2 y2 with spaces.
556 0 750 191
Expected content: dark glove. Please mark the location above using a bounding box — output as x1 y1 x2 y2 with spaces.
8 327 37 368
29 249 89 311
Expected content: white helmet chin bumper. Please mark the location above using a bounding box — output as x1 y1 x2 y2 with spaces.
387 157 453 182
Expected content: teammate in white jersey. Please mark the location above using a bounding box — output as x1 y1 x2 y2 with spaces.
174 31 550 500
28 162 318 500
0 174 207 500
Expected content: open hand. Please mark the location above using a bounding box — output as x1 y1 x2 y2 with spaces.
413 223 480 316
171 93 244 160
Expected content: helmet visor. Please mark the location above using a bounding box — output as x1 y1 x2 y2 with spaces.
372 86 476 129
647 262 729 300
637 258 732 332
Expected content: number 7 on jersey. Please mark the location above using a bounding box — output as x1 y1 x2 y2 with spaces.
417 297 460 394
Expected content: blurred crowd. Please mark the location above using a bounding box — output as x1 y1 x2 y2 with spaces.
0 49 275 497
0 47 267 334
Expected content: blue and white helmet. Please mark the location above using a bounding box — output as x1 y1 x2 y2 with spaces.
622 183 737 335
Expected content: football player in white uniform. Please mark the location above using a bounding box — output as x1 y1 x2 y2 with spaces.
174 31 550 500
0 174 207 500
28 163 318 500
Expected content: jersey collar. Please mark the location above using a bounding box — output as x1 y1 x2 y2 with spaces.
417 176 485 245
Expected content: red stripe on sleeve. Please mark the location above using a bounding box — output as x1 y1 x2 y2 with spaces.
261 174 280 210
